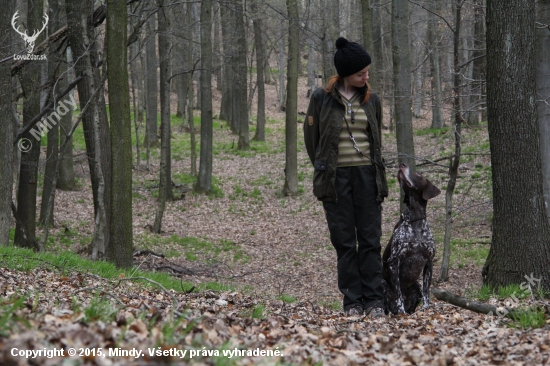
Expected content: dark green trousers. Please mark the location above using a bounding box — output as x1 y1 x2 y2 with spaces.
323 165 384 311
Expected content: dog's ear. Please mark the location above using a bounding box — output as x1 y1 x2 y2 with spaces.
423 179 441 200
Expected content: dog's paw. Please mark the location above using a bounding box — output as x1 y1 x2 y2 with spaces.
421 302 430 311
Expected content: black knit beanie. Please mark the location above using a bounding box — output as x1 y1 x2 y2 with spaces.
333 37 371 78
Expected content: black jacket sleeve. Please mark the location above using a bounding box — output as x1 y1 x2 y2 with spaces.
303 89 321 165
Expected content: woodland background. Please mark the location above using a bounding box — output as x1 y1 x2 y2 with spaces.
1 0 550 364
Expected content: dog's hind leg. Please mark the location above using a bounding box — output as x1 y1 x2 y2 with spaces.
421 258 433 310
403 282 422 314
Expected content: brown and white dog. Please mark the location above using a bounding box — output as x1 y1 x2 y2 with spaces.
382 163 441 315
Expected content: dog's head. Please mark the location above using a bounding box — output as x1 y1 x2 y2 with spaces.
397 163 441 205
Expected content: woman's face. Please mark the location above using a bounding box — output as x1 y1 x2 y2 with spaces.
344 65 370 88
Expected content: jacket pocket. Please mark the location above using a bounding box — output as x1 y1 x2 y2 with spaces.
313 159 327 198
314 159 326 171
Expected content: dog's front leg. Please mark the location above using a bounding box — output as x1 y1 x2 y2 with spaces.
421 258 433 310
388 258 406 314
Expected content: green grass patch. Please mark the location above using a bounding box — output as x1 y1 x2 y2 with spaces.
415 127 449 137
498 284 530 300
251 304 265 319
320 298 341 311
509 308 547 329
135 234 249 264
83 295 119 323
0 246 199 292
477 284 492 301
0 295 30 337
279 294 297 303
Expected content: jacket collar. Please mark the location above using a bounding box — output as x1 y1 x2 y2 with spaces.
332 82 368 104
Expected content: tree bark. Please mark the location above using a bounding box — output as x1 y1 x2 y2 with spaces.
536 0 550 221
278 19 286 110
219 1 234 123
153 0 173 232
0 0 14 246
233 0 249 149
40 0 67 227
392 0 416 179
145 14 159 147
173 2 186 119
14 0 47 249
196 0 213 193
473 0 487 124
483 0 550 291
427 3 444 128
66 0 111 257
370 1 383 94
307 0 318 96
283 0 299 196
361 0 375 90
57 46 76 191
107 0 133 268
186 2 197 176
252 0 266 141
440 1 464 282
213 0 222 90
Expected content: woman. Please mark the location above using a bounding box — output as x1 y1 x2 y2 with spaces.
304 37 388 317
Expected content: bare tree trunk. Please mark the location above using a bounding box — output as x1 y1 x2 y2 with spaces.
219 1 234 123
483 0 550 291
145 14 159 147
192 2 201 110
66 0 110 257
159 2 172 201
440 1 464 282
370 0 383 93
283 0 299 196
186 2 197 176
473 0 487 123
392 0 416 174
153 0 173 232
0 0 14 245
361 0 374 69
278 20 286 110
234 0 249 149
14 0 46 250
107 0 133 268
412 64 423 118
173 2 186 119
252 0 266 141
321 0 338 84
188 65 197 176
196 0 213 193
427 4 444 128
536 0 550 221
307 0 318 95
40 0 67 227
213 0 222 90
57 46 76 191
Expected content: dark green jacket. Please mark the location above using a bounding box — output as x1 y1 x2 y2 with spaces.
303 84 388 202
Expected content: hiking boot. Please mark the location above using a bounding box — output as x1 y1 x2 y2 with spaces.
368 306 386 319
345 305 363 316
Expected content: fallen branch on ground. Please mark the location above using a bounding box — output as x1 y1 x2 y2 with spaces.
431 288 527 320
133 249 165 258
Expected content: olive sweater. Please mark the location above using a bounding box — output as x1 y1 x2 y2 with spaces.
303 84 388 203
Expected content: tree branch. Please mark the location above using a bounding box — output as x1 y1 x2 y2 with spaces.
13 73 86 144
408 0 455 34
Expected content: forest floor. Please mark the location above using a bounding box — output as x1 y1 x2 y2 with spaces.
1 77 549 365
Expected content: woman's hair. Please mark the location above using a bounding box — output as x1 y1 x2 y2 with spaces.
324 75 371 104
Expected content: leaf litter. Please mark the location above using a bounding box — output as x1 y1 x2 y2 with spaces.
2 79 549 364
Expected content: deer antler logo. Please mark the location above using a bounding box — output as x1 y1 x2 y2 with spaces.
12 11 49 54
